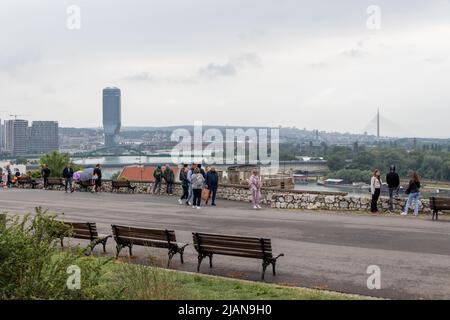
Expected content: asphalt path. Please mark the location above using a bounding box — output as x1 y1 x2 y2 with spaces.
1 188 450 299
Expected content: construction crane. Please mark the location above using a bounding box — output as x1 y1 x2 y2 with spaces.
9 114 30 120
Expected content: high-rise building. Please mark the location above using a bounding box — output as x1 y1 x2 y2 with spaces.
30 121 59 154
5 119 29 155
102 87 121 147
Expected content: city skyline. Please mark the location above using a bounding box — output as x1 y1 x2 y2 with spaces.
1 1 450 138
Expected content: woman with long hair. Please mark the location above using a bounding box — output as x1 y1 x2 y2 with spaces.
402 171 421 216
370 169 382 214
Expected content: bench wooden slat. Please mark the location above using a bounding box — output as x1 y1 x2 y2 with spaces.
194 238 272 251
113 225 176 242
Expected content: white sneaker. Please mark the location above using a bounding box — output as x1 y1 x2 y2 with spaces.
253 205 258 210
196 206 201 210
192 206 196 209
401 212 407 216
178 199 182 205
257 205 262 209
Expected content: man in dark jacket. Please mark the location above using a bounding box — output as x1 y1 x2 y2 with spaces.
163 164 175 195
6 165 13 188
41 164 51 189
93 164 102 192
205 166 219 206
152 165 163 194
178 164 189 204
386 165 400 211
62 164 74 193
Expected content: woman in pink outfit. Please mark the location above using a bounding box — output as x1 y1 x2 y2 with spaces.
248 169 262 209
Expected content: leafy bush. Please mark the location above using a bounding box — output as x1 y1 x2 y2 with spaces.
0 208 108 300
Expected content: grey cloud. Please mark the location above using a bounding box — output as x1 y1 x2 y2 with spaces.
340 48 367 59
198 53 262 79
123 72 159 83
124 53 263 83
198 62 237 78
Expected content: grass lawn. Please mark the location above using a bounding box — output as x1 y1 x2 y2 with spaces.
99 259 370 300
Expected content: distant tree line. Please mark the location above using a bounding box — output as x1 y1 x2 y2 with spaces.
280 142 450 182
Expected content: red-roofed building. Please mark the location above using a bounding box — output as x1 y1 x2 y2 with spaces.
118 165 180 182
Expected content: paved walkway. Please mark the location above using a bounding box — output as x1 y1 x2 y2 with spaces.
1 188 450 299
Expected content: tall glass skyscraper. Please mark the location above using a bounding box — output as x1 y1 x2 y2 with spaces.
102 87 121 147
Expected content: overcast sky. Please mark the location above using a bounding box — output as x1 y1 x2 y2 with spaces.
1 0 450 137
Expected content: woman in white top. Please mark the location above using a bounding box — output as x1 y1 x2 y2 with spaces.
370 169 382 213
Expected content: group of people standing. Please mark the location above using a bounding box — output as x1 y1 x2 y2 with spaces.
59 163 102 193
0 164 20 188
178 163 218 209
371 165 422 216
177 164 263 210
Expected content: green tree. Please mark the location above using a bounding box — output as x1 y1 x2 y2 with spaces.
39 151 82 177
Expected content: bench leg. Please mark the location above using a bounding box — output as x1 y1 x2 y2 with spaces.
261 261 270 281
167 249 176 268
197 254 205 272
272 261 277 276
102 240 107 253
180 247 186 264
115 244 124 258
128 244 133 256
60 237 64 247
209 254 213 268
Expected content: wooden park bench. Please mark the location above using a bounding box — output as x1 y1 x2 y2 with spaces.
111 180 136 193
17 176 38 189
111 225 188 267
59 221 111 255
430 197 450 220
192 232 284 280
47 178 65 189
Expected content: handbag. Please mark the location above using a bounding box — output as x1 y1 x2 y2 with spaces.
405 184 411 195
201 188 210 201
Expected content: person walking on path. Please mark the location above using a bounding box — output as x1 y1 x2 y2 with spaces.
191 167 205 209
248 169 262 210
152 165 163 194
41 164 51 190
205 166 219 206
6 165 13 188
370 169 382 214
186 163 197 205
386 165 400 212
178 164 189 204
62 164 74 193
93 164 102 193
402 171 421 216
163 164 175 195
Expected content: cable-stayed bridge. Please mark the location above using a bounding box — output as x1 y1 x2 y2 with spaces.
362 109 414 138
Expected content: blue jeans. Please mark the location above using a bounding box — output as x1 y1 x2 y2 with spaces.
187 183 193 203
404 192 420 215
65 178 73 192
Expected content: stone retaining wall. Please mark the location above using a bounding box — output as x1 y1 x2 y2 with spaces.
16 179 431 214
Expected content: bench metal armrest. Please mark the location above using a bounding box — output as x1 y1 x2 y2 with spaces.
274 253 284 260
